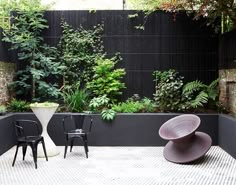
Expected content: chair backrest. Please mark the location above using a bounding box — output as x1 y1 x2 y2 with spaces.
13 120 41 138
62 114 93 133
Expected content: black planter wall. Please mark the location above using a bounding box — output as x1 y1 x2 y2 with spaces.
218 114 236 158
0 113 219 156
0 114 15 155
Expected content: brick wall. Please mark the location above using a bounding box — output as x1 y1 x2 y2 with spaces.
219 69 236 114
0 62 16 104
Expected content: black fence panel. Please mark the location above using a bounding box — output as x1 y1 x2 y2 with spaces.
43 10 218 99
219 30 236 69
0 10 218 100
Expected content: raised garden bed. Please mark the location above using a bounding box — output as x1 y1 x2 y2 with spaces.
0 113 220 153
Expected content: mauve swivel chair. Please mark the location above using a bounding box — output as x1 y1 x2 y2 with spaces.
159 114 212 163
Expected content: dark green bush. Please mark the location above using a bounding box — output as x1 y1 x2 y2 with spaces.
153 69 184 112
58 21 104 87
7 99 31 112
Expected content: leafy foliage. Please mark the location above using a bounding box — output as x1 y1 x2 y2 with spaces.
58 21 104 87
153 69 184 112
101 109 116 122
141 97 156 112
129 0 236 33
112 97 155 113
7 98 30 112
190 91 208 108
112 101 144 113
0 0 52 29
152 69 219 112
182 79 219 110
87 57 126 103
3 11 64 101
89 95 110 113
63 86 90 112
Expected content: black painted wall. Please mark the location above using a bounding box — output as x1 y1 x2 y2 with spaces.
219 30 236 69
43 10 218 99
0 11 219 99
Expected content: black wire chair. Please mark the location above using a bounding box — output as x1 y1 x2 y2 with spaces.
62 114 93 158
12 120 48 169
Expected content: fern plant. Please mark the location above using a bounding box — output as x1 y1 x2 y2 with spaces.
182 79 219 110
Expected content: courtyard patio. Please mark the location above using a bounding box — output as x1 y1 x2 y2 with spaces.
1 146 236 185
1 1 236 185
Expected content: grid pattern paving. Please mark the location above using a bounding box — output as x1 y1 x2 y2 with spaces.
0 146 236 185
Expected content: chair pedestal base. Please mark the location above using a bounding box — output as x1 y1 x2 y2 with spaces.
163 132 212 163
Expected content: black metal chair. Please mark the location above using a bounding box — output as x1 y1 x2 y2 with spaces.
62 114 93 158
12 120 48 169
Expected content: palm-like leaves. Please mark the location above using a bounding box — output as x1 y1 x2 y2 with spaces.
182 79 219 109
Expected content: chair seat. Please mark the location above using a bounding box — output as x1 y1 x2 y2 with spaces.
18 136 43 143
67 129 85 135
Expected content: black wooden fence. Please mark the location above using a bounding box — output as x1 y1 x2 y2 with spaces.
43 10 218 99
219 30 236 69
0 10 219 99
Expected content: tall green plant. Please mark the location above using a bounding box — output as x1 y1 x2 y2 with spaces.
58 21 104 87
87 57 126 103
3 11 64 101
63 87 90 112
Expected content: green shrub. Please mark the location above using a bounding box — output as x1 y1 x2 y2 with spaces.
63 87 90 112
140 98 156 112
153 69 184 112
58 21 104 87
7 99 30 112
87 57 126 103
89 95 117 122
112 100 144 113
89 95 110 112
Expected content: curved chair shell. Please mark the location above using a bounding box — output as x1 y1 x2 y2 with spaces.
159 114 212 164
159 114 200 141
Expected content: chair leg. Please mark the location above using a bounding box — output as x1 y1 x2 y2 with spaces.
12 144 20 167
22 145 27 160
85 135 89 152
70 139 74 152
31 144 38 169
64 139 69 159
41 139 48 161
83 138 88 158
